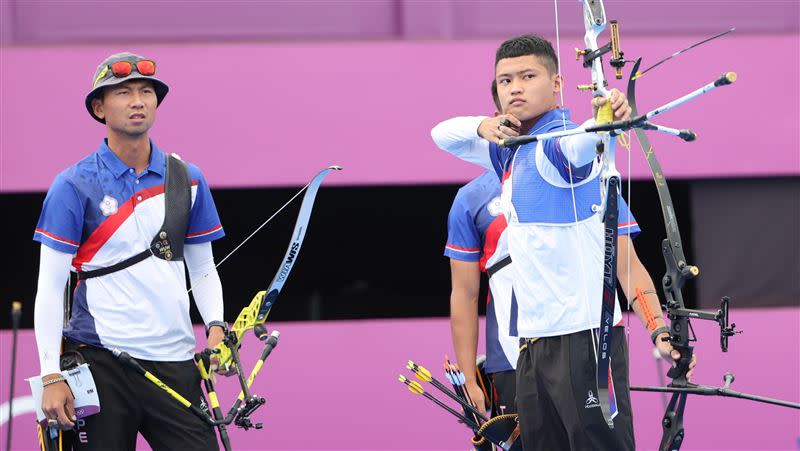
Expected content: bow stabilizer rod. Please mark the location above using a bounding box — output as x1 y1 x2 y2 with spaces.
499 71 736 148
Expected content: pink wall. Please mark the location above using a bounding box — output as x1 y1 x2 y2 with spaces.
2 308 799 450
2 1 796 44
1 35 798 193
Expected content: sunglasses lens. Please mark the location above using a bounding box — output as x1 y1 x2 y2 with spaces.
110 61 132 77
136 60 156 76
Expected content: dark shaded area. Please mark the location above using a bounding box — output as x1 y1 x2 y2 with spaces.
8 177 785 330
692 177 800 309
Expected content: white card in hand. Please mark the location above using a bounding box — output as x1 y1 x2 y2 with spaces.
28 363 100 423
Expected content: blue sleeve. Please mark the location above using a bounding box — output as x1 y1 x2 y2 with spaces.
444 194 481 262
542 137 594 182
33 173 84 254
185 165 225 244
618 196 641 238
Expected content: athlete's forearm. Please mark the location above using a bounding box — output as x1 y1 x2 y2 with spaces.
555 119 602 168
431 116 494 171
617 245 667 336
34 245 73 375
449 260 481 383
185 242 224 326
627 269 666 332
451 291 480 383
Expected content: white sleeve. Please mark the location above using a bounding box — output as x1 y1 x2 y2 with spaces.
557 118 603 168
184 242 224 326
431 116 495 171
34 244 73 376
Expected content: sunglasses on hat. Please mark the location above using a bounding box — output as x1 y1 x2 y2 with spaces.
93 60 157 88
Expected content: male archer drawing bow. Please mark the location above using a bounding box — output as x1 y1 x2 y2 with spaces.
430 12 697 449
489 3 796 450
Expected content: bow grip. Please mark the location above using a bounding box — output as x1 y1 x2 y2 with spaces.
194 348 220 380
596 99 614 125
212 341 236 374
666 344 694 386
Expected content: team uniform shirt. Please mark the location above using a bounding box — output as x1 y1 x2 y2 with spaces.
34 140 225 361
445 171 518 373
432 109 641 339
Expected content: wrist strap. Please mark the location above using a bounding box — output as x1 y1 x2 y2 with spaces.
206 320 227 337
651 326 671 344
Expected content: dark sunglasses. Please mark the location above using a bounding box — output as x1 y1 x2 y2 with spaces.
93 60 157 88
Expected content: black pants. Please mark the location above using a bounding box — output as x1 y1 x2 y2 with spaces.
515 327 634 451
490 370 517 416
65 340 218 451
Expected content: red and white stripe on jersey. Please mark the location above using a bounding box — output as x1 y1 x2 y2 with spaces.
72 182 199 272
34 228 80 248
445 244 480 255
187 225 223 239
480 214 509 272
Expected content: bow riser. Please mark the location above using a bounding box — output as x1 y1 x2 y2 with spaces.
582 0 611 99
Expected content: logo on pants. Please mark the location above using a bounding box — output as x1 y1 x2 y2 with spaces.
585 390 600 408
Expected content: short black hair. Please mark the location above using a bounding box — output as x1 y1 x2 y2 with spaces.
491 80 501 111
495 34 558 76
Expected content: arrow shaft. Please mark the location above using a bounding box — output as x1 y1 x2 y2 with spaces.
421 392 481 430
428 375 488 422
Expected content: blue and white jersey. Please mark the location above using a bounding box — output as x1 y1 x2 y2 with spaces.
445 171 518 373
490 109 641 337
34 140 225 361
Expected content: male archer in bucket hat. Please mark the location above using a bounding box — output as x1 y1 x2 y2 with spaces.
33 52 227 450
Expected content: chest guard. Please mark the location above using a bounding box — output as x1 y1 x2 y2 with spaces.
77 154 191 280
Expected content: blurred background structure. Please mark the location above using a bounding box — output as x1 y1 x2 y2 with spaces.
1 1 798 449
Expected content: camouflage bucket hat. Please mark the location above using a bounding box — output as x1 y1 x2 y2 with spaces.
85 52 169 123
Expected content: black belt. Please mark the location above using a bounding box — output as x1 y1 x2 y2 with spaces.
77 249 152 280
486 255 512 279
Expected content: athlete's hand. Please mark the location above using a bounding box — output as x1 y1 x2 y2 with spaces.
478 114 522 145
41 374 76 430
207 326 236 377
464 380 487 419
592 88 632 121
656 334 698 382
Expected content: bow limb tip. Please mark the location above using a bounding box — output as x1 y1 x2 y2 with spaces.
327 165 343 171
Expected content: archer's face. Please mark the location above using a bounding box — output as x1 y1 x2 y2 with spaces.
495 55 561 122
92 80 157 137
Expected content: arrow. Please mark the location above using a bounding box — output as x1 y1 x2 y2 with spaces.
407 360 488 422
398 375 480 430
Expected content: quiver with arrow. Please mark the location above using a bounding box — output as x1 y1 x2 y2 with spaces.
477 414 522 451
